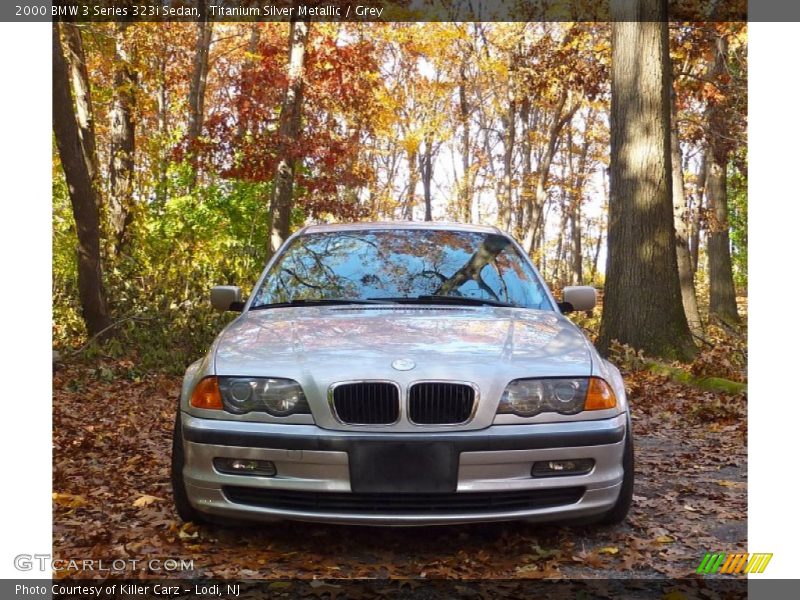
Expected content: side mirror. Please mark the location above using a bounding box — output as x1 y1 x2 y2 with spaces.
210 285 243 312
559 286 597 313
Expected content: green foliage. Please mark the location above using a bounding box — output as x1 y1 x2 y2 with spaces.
727 151 747 288
608 340 649 372
53 165 85 343
646 362 747 395
52 22 748 376
569 307 602 343
53 162 282 375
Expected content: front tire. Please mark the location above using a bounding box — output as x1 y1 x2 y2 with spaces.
597 416 634 525
171 410 206 524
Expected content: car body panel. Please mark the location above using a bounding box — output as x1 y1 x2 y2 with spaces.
206 306 597 432
181 412 625 525
177 222 631 525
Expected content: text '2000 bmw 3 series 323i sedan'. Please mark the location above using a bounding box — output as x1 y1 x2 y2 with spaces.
172 222 633 526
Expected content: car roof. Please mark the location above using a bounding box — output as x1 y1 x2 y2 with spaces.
299 221 504 235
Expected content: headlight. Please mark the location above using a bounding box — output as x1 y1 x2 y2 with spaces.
497 377 616 417
211 377 309 416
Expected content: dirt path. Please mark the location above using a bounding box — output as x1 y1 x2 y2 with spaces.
53 362 746 580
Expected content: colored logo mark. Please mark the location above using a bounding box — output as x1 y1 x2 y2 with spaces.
696 552 773 575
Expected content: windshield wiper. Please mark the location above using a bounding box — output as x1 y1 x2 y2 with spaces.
368 295 519 308
250 298 395 310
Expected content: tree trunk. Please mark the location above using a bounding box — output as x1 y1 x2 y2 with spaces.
522 91 575 255
188 11 211 144
61 23 99 191
155 52 169 206
108 22 136 257
187 3 213 188
705 35 740 324
598 1 695 360
554 197 569 288
570 204 583 286
53 24 111 337
235 23 262 144
268 17 310 255
499 98 516 231
553 155 570 286
516 97 532 239
568 115 593 286
670 91 703 333
689 151 706 274
458 62 473 222
405 147 418 220
706 159 739 323
591 220 603 281
420 132 434 221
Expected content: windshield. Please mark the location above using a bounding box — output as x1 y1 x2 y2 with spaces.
250 229 553 310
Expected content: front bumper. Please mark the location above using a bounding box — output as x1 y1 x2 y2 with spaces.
180 412 627 525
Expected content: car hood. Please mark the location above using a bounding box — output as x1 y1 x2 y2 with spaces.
212 305 597 431
214 305 594 379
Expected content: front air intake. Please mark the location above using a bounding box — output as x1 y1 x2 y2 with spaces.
331 382 400 425
408 382 476 425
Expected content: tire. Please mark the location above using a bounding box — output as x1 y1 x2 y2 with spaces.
597 416 634 525
171 410 206 524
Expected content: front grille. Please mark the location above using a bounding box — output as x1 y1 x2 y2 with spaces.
223 486 585 514
331 382 399 425
408 382 476 424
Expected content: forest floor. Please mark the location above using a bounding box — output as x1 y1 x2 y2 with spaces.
52 347 747 581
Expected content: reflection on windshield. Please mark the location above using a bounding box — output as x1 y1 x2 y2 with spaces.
251 229 552 310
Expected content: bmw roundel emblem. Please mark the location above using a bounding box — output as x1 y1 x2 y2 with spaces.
391 358 416 371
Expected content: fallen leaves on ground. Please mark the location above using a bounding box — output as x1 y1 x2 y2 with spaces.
132 495 162 508
53 493 87 509
52 355 746 580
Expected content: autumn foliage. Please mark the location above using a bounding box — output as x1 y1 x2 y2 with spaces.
50 19 748 580
53 22 746 368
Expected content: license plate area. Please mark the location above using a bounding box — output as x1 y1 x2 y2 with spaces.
349 442 458 493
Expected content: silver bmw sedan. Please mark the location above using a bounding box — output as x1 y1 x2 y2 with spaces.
172 222 633 526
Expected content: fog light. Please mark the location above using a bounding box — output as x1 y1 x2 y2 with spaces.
532 459 594 477
214 458 276 477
